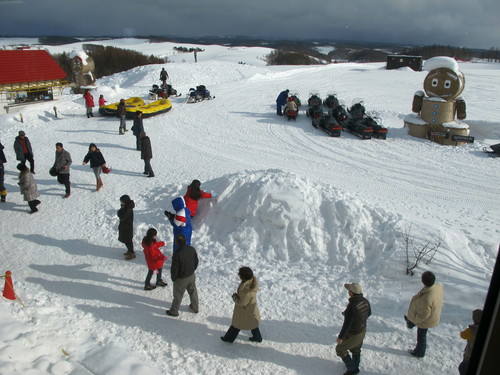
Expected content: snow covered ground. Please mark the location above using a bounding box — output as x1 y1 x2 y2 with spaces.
0 39 499 375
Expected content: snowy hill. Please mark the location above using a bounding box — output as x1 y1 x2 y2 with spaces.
0 39 499 375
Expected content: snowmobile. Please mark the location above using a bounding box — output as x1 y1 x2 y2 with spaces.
187 85 213 103
483 143 500 157
284 97 299 121
348 103 388 139
149 83 180 99
312 113 342 137
307 94 322 108
323 94 340 109
306 94 323 120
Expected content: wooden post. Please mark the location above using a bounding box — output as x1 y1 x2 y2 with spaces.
20 113 23 123
53 106 58 118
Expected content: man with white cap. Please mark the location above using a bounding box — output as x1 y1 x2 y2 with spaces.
335 282 371 375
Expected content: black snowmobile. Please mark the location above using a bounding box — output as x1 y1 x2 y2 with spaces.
306 94 323 120
150 83 180 98
312 112 342 137
323 94 340 109
187 85 213 103
483 143 500 157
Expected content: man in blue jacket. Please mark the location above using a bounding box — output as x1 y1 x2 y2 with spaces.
276 89 289 116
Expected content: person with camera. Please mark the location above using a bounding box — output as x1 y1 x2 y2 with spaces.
52 143 72 198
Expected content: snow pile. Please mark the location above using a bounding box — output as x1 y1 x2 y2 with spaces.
192 170 401 269
423 56 460 73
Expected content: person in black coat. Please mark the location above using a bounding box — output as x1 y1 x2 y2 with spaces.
166 234 199 317
117 194 136 260
140 132 154 177
82 143 107 191
336 283 371 375
131 111 144 151
276 89 289 116
13 131 35 173
0 140 7 202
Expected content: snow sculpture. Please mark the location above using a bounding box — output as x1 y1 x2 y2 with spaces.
70 50 96 93
404 56 470 145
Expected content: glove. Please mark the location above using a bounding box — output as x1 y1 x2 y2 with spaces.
212 192 218 198
164 211 174 220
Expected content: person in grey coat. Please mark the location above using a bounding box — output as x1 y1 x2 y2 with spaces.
140 132 154 177
17 163 40 213
13 131 35 173
131 111 144 150
53 143 72 198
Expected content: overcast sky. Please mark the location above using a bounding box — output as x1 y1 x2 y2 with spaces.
0 0 498 49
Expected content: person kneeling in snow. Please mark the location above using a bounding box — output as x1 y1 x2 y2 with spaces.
183 179 217 218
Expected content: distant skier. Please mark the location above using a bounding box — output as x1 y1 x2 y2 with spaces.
276 89 289 116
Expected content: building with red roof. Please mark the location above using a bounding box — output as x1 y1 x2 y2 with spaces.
0 49 68 112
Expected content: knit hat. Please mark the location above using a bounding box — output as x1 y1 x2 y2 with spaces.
18 131 25 136
344 283 362 295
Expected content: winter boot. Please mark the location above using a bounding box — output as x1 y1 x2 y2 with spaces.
341 355 359 375
96 178 103 191
353 353 361 370
0 189 6 202
125 252 136 260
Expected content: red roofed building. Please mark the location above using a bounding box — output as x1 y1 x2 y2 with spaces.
0 49 68 112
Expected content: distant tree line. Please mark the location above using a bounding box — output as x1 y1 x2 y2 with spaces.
266 49 324 65
402 45 500 62
52 46 167 82
173 46 204 53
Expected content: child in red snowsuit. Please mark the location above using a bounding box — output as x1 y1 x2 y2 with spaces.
142 228 168 290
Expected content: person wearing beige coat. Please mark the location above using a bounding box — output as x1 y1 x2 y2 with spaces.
405 271 443 358
221 267 262 343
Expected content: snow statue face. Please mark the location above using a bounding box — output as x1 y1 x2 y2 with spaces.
423 68 464 99
422 56 465 100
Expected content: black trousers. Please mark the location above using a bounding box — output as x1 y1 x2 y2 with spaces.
222 325 262 343
22 153 35 173
57 173 71 194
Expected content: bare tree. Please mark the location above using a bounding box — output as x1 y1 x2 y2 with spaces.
401 224 442 276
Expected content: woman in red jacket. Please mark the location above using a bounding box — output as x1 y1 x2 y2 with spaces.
183 179 216 217
142 228 168 290
83 90 94 118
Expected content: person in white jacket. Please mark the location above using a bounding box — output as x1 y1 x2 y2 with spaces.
405 271 444 358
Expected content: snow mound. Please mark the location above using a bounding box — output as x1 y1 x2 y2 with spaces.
196 170 402 269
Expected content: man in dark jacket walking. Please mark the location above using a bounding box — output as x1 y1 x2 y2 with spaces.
13 131 35 173
166 234 199 317
131 111 144 150
117 98 127 135
53 143 72 198
0 140 7 202
140 132 154 177
336 283 371 375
